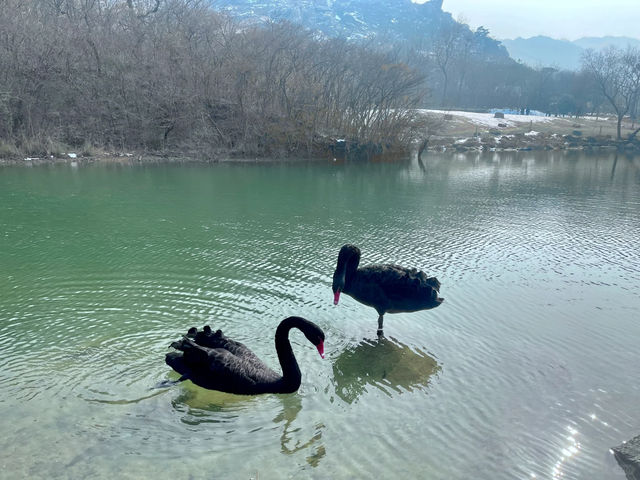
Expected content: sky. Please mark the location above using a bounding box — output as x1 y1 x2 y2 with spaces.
412 0 640 41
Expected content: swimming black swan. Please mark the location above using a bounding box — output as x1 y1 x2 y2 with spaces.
332 244 444 335
165 316 325 395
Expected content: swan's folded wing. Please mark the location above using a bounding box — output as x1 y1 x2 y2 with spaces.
192 341 281 389
206 348 283 393
372 265 440 302
193 327 268 370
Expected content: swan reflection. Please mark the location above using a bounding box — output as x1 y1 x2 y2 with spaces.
170 379 257 423
273 395 325 466
170 383 325 466
332 336 440 404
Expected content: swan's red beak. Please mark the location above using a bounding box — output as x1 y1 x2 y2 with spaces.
316 341 325 359
333 290 340 305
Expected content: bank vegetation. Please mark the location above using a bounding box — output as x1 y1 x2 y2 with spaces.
0 0 428 160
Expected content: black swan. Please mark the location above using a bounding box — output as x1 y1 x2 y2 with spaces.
165 316 325 395
332 244 444 334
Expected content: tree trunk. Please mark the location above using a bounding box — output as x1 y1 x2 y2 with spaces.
617 115 622 141
440 71 448 108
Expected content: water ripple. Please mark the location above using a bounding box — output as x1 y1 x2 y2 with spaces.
1 154 639 479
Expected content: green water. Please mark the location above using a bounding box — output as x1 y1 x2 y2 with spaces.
1 152 639 479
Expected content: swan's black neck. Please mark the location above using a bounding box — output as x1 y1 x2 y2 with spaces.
274 316 307 393
336 244 361 288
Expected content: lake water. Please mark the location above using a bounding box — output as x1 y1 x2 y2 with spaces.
1 151 639 479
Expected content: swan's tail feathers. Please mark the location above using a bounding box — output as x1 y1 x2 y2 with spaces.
169 325 227 351
165 350 189 375
177 326 211 341
425 276 441 292
167 335 209 369
172 336 211 365
193 326 226 349
169 327 197 348
169 335 198 351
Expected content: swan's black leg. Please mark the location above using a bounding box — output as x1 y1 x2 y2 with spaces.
377 314 384 336
152 374 189 389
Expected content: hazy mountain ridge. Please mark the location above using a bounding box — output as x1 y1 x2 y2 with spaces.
502 35 640 70
212 0 509 59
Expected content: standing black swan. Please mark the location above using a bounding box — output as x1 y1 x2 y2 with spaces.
165 316 325 395
332 244 444 335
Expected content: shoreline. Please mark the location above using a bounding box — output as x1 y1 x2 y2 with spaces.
0 141 635 167
426 132 634 154
2 112 639 167
0 152 330 167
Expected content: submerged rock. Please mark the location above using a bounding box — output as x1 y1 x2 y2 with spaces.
613 435 640 480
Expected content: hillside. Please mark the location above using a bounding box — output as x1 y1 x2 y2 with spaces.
213 0 509 59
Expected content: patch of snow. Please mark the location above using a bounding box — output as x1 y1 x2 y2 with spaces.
495 134 515 144
490 108 546 117
67 153 77 158
455 137 470 144
524 131 540 136
421 109 554 128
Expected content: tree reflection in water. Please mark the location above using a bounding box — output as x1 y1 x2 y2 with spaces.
332 336 440 404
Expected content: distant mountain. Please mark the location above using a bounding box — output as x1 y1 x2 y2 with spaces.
501 36 584 70
573 36 640 51
502 35 640 70
211 0 509 59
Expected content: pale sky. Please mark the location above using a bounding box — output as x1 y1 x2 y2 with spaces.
412 0 640 41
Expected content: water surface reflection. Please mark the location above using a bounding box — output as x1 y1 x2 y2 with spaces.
170 381 326 466
1 152 639 479
332 336 440 404
274 395 326 466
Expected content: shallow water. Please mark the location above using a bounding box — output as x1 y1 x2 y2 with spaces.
1 151 639 479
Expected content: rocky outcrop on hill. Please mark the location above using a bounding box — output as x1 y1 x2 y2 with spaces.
213 0 509 59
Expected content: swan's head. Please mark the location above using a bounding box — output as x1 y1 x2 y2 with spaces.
332 288 341 306
332 244 361 305
303 322 326 359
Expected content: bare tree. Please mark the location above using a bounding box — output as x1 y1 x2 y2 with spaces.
0 0 429 158
431 22 464 108
582 46 640 140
